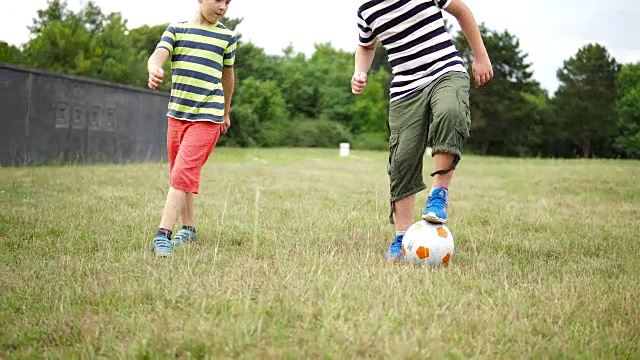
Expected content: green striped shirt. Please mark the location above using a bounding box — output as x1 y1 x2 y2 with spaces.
157 21 237 123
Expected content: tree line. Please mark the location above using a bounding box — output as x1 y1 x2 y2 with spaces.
1 0 638 159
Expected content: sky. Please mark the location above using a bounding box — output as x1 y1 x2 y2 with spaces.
2 0 639 95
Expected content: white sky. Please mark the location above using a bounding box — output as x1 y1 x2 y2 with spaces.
2 0 639 95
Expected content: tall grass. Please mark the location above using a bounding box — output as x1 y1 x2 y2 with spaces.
2 148 639 358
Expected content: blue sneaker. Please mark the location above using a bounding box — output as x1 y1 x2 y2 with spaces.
384 234 405 261
422 187 448 224
173 228 198 246
152 235 173 257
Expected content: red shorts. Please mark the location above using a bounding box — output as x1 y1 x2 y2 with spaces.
167 117 222 194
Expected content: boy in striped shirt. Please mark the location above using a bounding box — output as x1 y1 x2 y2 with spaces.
147 0 236 257
351 0 493 260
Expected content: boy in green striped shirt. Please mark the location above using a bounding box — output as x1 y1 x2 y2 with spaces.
147 0 236 257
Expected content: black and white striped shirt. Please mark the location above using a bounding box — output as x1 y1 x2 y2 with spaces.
358 0 467 102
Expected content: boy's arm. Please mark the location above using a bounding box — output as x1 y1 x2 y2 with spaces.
221 67 234 133
352 42 377 95
443 0 493 87
147 48 170 90
355 42 377 75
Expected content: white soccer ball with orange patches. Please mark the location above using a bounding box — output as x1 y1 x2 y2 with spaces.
402 220 454 266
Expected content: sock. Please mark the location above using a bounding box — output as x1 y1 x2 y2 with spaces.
157 228 172 239
431 187 448 195
182 225 196 234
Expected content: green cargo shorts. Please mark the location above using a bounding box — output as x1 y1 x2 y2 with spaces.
387 71 471 205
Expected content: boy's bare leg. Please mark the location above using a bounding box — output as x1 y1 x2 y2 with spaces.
181 193 195 227
384 194 415 261
393 153 455 233
422 152 456 224
432 153 455 190
159 187 187 230
393 195 416 233
153 186 187 256
172 192 199 245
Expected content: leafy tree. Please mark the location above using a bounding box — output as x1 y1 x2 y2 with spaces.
225 77 289 146
12 0 634 155
614 63 640 158
308 43 357 127
127 23 173 91
24 18 93 75
92 13 143 85
220 16 243 38
275 45 320 118
369 44 392 110
28 0 69 35
23 0 138 84
455 25 543 156
0 41 23 64
553 43 619 158
233 42 281 83
128 24 170 57
351 67 391 135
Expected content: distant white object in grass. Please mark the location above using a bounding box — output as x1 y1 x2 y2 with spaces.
402 220 454 266
426 147 433 156
340 142 351 157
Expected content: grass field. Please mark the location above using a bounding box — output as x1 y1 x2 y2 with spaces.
2 148 639 359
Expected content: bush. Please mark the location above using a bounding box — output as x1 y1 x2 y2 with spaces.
258 117 353 148
352 132 388 151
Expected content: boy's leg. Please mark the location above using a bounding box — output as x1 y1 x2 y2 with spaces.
422 72 471 224
392 195 417 234
174 193 197 246
153 119 222 255
153 118 184 257
158 187 188 230
180 193 195 227
385 90 431 260
170 121 222 247
432 153 456 189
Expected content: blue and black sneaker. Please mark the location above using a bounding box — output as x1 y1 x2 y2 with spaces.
422 187 448 224
152 235 173 257
384 233 405 261
173 228 198 246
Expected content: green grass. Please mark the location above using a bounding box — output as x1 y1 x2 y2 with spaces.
2 148 639 359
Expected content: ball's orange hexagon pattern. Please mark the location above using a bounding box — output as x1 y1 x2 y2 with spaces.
442 253 451 264
437 227 448 238
416 246 429 260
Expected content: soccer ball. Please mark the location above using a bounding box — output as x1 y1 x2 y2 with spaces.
402 220 454 266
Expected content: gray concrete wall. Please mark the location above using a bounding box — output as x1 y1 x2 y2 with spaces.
0 64 170 166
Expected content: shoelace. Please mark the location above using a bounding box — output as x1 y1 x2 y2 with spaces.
390 236 403 251
427 193 447 208
154 237 172 249
174 230 188 240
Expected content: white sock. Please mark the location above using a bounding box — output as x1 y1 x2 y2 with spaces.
431 187 448 195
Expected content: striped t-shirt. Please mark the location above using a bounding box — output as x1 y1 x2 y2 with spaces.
157 21 237 123
357 0 467 102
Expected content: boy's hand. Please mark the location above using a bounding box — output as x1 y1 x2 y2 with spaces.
351 72 368 95
472 55 493 87
222 114 231 133
148 66 164 90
